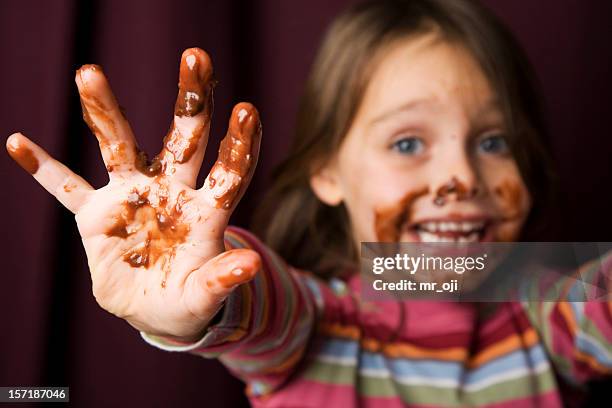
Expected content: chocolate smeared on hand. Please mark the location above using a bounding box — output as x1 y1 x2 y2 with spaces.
207 103 261 209
105 185 191 273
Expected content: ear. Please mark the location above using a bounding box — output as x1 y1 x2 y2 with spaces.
309 163 343 206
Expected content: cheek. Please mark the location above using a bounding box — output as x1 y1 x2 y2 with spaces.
374 187 429 242
492 178 531 219
336 139 431 242
336 152 392 238
339 160 428 242
478 159 531 241
490 176 531 242
479 160 530 218
493 179 525 214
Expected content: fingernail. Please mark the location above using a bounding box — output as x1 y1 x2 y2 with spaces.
217 268 249 288
6 135 39 174
231 102 258 133
174 50 211 117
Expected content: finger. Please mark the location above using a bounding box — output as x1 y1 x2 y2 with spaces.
75 64 138 175
182 248 261 321
200 102 262 210
153 48 214 186
6 133 93 213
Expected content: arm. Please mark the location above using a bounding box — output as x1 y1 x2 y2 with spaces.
523 250 612 386
142 226 327 396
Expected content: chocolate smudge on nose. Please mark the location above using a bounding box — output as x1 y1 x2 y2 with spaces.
434 176 473 202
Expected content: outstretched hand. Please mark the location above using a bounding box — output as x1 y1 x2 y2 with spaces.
6 48 262 342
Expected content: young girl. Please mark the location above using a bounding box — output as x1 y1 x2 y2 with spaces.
6 0 611 406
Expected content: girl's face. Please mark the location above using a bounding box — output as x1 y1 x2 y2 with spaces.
310 33 531 243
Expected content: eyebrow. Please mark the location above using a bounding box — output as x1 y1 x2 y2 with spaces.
369 98 435 126
368 97 502 127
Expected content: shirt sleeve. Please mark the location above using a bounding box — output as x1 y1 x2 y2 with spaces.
141 226 331 396
523 249 612 386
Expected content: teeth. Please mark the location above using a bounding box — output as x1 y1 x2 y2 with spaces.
418 230 481 243
422 221 437 232
419 221 485 233
418 231 440 242
457 232 479 242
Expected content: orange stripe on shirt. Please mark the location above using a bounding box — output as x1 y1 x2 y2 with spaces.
319 321 541 364
320 322 469 361
318 322 361 340
575 349 612 374
557 302 577 337
365 338 468 361
557 302 611 374
468 327 539 368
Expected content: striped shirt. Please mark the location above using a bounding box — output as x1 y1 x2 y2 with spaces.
143 227 612 407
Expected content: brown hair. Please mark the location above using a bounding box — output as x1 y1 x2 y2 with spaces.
253 0 557 279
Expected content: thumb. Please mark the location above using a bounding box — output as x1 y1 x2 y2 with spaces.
183 248 261 321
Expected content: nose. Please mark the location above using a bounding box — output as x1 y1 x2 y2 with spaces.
431 148 480 206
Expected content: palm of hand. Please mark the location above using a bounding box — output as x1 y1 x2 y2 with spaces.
7 48 262 342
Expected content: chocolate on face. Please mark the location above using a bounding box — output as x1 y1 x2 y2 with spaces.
373 176 530 243
433 177 474 206
327 38 534 245
491 178 530 241
494 178 525 219
374 187 429 242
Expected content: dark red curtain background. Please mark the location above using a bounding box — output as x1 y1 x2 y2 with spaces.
1 0 610 406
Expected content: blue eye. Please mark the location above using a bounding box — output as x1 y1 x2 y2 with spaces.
392 137 424 155
478 134 508 154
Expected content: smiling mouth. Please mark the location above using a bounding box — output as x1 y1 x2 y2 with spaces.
406 219 491 242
